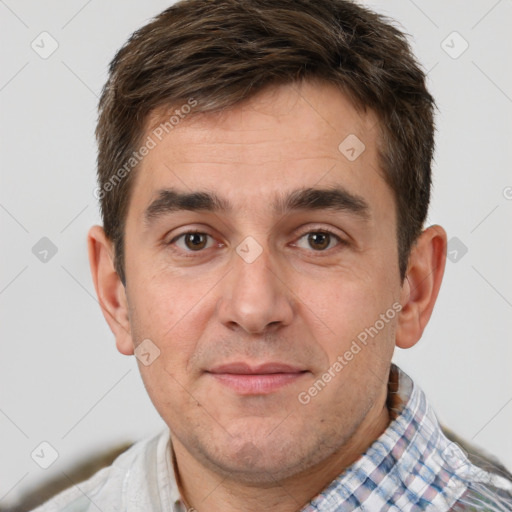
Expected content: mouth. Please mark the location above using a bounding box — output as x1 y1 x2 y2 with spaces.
206 362 309 395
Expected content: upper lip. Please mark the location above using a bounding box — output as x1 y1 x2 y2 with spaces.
207 362 306 374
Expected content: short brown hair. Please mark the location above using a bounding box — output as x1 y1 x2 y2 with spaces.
96 0 435 285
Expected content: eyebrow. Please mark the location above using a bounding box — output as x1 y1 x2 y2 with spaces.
143 186 370 225
275 187 370 218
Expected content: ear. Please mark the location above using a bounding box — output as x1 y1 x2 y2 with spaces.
395 225 447 349
87 225 134 355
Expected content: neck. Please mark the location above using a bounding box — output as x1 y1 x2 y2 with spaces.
171 398 390 512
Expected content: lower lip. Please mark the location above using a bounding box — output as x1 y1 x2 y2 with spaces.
208 372 305 395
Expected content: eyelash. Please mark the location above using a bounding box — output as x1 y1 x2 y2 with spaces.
167 227 347 257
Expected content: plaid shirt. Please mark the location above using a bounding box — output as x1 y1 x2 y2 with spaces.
33 365 512 512
300 365 512 511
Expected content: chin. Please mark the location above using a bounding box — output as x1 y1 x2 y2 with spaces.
194 428 332 484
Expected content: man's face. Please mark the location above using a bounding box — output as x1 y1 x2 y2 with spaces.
123 81 402 481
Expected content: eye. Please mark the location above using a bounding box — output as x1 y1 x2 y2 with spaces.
294 230 343 252
170 231 215 252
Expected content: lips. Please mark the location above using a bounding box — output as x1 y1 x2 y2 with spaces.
206 362 308 395
209 362 305 375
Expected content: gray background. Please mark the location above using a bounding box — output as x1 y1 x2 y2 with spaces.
1 0 511 507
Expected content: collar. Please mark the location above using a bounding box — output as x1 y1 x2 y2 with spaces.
301 364 476 511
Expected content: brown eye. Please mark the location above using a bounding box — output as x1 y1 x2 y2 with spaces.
171 231 214 252
294 230 342 252
184 233 208 250
307 232 331 250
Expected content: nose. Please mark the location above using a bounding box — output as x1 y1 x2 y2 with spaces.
216 243 294 335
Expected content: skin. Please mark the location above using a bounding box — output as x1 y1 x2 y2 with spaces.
88 80 447 512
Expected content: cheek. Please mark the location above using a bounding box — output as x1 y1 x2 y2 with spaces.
299 272 397 376
299 275 379 335
127 270 217 370
131 266 209 325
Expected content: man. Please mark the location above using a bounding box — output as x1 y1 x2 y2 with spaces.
34 0 512 510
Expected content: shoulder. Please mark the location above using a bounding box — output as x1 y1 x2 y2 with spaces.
30 430 167 512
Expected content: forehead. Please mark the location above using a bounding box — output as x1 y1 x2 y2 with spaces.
131 80 391 218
